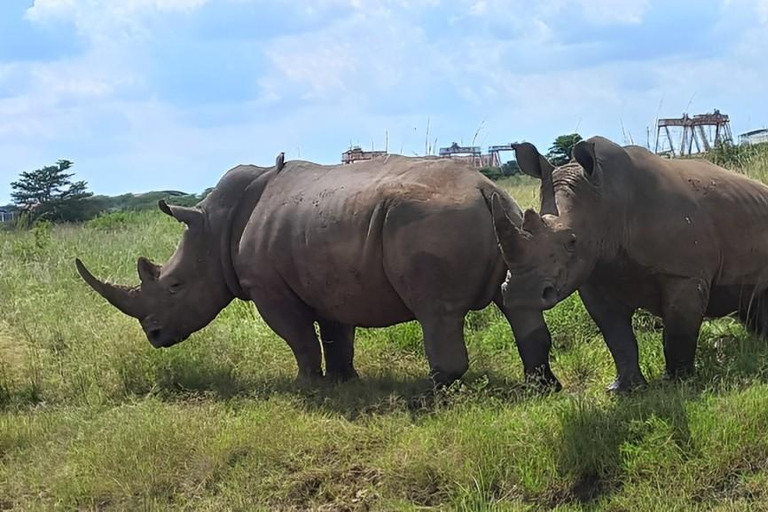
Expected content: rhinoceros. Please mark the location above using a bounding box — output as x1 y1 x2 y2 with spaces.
490 136 768 392
76 155 560 388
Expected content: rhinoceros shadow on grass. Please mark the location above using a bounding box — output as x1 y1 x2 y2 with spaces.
146 351 540 418
76 154 561 394
553 387 691 506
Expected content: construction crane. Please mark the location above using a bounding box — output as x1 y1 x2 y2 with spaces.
655 109 733 157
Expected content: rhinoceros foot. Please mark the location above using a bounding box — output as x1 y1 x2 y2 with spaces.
606 373 648 394
662 363 696 382
326 367 360 383
524 367 562 393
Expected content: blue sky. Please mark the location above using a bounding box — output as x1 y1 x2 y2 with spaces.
1 0 767 202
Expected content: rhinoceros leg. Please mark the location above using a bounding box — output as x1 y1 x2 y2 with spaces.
255 298 323 382
737 288 768 338
579 283 647 392
419 314 469 386
318 319 358 382
660 278 708 380
496 300 561 390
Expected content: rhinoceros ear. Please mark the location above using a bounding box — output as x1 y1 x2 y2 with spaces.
512 142 554 180
158 200 203 228
491 193 527 263
137 257 161 284
572 140 597 179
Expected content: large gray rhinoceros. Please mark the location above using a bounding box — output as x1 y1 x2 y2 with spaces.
76 155 559 387
491 136 768 392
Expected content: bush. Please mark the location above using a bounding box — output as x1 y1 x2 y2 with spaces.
85 211 142 231
9 220 52 261
479 166 503 181
705 142 768 171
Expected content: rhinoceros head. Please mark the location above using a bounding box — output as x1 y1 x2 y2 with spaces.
76 200 234 348
491 139 611 309
491 196 580 309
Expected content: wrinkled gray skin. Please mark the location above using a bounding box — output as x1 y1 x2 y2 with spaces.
77 155 559 388
492 136 768 392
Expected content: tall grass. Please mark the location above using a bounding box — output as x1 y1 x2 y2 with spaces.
1 169 768 510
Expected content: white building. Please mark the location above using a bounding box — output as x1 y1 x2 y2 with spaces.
739 129 768 146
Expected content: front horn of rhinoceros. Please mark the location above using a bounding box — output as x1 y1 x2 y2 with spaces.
75 258 146 319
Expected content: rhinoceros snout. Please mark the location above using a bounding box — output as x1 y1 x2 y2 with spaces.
146 327 164 347
144 325 188 348
541 285 557 307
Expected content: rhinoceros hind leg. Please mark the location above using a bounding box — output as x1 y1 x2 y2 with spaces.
318 319 358 382
738 288 768 339
419 314 469 387
661 278 708 380
256 297 323 383
579 283 647 392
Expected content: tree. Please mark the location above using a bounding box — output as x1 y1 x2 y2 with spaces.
546 133 583 166
10 160 93 222
479 166 503 181
501 160 521 176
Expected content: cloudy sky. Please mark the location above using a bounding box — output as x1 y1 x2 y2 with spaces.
1 0 767 202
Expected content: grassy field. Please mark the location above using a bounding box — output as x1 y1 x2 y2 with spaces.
3 156 768 511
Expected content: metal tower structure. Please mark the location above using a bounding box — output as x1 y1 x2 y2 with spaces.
655 109 733 157
488 143 516 167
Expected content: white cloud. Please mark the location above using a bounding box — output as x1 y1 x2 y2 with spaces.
27 0 208 20
575 0 650 24
26 0 209 43
259 7 434 103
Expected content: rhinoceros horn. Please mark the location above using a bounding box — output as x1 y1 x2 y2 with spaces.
75 258 146 318
490 193 525 261
158 200 203 227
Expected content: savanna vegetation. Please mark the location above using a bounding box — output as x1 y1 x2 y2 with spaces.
3 160 202 229
2 145 768 510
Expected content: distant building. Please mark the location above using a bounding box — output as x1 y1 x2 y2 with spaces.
340 141 513 169
739 129 768 146
341 146 387 164
438 142 501 168
0 205 18 224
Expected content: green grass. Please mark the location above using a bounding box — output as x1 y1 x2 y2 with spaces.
2 174 768 510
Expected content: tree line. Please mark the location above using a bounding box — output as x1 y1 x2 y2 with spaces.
2 133 585 225
3 161 201 226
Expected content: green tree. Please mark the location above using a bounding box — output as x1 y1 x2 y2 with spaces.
479 166 503 181
501 160 521 176
10 160 94 222
546 133 583 166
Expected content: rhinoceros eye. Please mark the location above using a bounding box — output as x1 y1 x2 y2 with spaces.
564 233 577 253
168 282 184 295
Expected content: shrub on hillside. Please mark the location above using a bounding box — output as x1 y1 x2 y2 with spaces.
85 210 143 231
705 141 768 170
479 166 503 181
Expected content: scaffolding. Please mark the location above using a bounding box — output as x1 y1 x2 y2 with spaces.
341 146 387 164
655 109 733 157
438 142 501 168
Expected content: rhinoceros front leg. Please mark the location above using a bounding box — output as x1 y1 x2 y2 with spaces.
579 283 647 392
255 297 323 383
318 319 359 382
497 301 561 391
419 313 469 386
660 277 708 380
